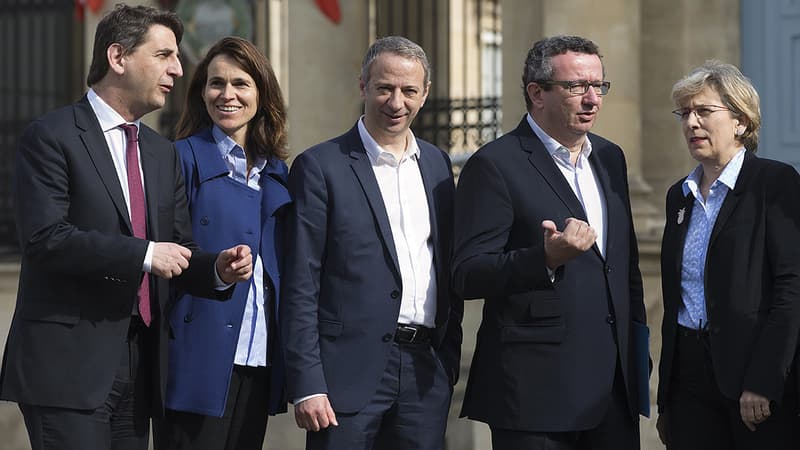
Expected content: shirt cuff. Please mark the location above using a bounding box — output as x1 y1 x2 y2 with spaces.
214 263 233 290
293 393 327 405
143 241 153 273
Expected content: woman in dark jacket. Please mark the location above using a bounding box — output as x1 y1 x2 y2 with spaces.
656 60 800 450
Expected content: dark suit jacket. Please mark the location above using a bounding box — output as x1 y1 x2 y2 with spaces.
0 96 224 414
280 123 462 414
453 117 646 432
658 151 800 411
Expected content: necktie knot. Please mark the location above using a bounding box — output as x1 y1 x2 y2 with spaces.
120 123 138 144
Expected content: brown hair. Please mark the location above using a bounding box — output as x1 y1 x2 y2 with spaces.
175 36 288 161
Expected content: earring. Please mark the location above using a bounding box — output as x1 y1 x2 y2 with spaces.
735 128 743 137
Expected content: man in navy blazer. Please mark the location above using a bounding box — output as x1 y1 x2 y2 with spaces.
281 36 462 450
0 5 252 450
452 35 646 449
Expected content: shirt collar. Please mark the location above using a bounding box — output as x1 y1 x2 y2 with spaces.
211 124 267 173
682 148 747 197
526 113 593 161
357 116 419 166
87 88 141 132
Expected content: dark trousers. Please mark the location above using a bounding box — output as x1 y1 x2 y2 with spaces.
19 316 153 450
160 365 271 450
306 341 452 450
490 362 639 450
663 327 799 450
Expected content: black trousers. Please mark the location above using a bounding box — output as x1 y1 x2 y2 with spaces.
306 341 452 450
663 327 799 450
20 316 153 450
490 362 640 450
160 365 271 450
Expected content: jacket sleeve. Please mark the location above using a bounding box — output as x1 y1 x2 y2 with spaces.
280 151 330 399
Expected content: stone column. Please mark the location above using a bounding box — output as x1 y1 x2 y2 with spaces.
284 0 370 158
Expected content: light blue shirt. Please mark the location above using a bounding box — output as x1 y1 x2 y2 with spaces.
212 126 270 367
678 148 746 329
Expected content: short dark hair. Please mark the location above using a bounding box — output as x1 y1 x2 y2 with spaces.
86 4 183 87
361 36 431 86
175 36 288 161
521 35 603 109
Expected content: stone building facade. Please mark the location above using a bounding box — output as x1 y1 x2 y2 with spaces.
3 1 798 449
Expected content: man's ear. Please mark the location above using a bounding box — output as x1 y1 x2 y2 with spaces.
107 43 126 76
359 77 367 96
526 82 544 109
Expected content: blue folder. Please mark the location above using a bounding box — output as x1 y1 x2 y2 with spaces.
633 321 651 417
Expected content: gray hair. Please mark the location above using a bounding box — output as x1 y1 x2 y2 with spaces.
521 35 603 109
361 36 431 86
671 60 761 152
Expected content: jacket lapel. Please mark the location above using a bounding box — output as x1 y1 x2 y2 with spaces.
416 143 439 252
517 119 588 222
671 185 695 277
587 142 612 260
74 97 133 235
138 128 161 241
708 151 754 249
346 126 402 282
188 130 230 184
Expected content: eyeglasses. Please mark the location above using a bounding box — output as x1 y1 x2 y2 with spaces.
536 79 611 96
671 105 731 121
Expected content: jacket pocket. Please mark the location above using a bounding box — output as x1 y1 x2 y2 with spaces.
499 292 564 343
318 319 343 337
17 299 80 325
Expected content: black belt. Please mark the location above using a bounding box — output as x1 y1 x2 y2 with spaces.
677 324 710 339
394 324 433 344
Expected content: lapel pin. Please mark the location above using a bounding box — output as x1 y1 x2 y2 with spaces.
677 207 685 225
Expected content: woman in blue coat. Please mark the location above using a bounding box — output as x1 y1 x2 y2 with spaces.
161 36 291 450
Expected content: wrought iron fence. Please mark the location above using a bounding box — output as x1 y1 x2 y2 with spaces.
0 0 82 255
412 96 501 172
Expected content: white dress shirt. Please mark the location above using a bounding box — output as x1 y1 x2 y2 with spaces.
86 89 154 272
294 119 439 405
526 114 607 256
357 117 437 327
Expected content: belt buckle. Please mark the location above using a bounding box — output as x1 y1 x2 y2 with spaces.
398 324 418 342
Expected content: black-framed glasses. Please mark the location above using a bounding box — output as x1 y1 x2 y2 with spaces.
671 105 731 121
536 79 611 96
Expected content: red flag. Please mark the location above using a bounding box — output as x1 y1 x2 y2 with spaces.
315 0 341 24
75 0 104 21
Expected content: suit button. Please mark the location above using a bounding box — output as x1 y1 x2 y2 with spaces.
605 314 615 325
604 265 612 274
200 217 209 225
390 290 400 299
184 314 193 323
382 333 392 342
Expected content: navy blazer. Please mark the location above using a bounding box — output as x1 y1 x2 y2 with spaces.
0 97 222 413
166 128 291 417
280 123 462 413
453 117 646 431
658 151 800 411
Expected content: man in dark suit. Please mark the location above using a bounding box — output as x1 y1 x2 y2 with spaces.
0 5 252 450
281 36 462 450
452 35 646 449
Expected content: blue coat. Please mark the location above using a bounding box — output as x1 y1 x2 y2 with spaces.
165 128 291 417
